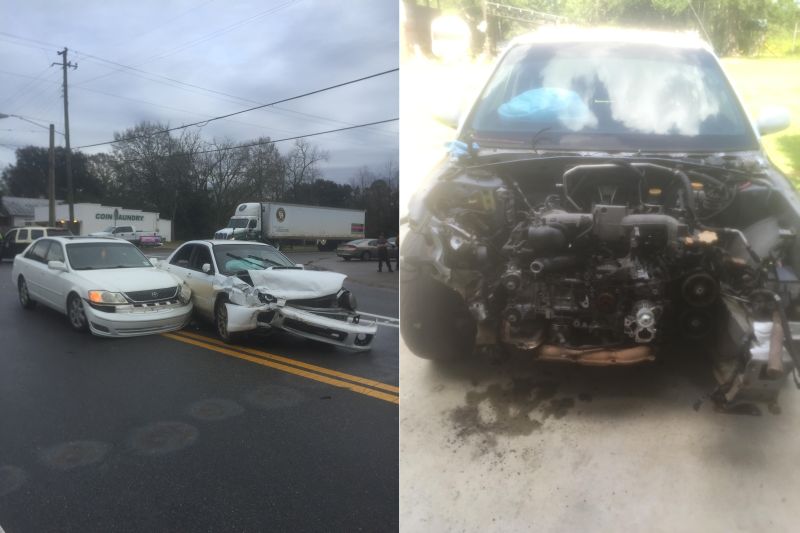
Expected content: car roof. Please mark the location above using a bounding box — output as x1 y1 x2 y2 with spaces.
511 26 712 52
188 239 279 248
49 236 130 244
10 226 68 231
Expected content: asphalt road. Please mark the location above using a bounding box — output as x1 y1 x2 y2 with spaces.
0 254 398 532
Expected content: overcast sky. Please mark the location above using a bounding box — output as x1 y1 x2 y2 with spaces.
0 0 398 182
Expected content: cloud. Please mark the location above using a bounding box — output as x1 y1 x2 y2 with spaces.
0 0 398 183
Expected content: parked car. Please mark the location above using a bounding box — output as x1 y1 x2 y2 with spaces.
11 237 193 336
1 226 72 261
88 225 162 246
401 28 799 405
336 237 398 261
158 240 377 350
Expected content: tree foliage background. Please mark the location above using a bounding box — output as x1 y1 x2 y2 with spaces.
1 122 398 240
438 0 800 56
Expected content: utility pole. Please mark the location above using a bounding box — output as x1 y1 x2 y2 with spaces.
48 124 55 226
55 48 77 231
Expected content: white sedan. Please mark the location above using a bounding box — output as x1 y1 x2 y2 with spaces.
11 236 193 337
158 240 377 350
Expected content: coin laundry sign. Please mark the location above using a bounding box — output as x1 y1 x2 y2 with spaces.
95 211 145 221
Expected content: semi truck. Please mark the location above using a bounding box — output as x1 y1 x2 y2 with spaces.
213 202 366 251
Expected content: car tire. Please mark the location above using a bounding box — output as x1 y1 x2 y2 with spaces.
18 277 36 310
400 268 476 361
67 293 88 332
343 256 351 261
361 251 371 261
215 296 241 344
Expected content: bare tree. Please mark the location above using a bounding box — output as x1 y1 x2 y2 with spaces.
245 139 286 200
285 139 329 201
200 138 250 227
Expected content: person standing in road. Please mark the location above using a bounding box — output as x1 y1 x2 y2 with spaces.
377 233 393 273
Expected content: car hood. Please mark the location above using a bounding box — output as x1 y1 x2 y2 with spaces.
73 267 180 292
246 269 346 300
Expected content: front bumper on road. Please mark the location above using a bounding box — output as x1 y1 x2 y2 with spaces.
225 303 377 351
84 301 193 337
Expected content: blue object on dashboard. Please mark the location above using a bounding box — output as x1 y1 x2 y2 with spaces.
498 87 591 123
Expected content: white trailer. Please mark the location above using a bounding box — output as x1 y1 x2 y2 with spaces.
214 202 365 250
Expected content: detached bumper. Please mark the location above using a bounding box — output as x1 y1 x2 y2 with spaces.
84 302 193 337
225 303 377 351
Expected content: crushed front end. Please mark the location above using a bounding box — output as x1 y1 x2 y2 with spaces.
217 274 376 351
401 156 800 405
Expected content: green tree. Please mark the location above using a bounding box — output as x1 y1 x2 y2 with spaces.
1 146 105 201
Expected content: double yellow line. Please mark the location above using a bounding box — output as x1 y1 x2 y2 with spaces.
163 330 399 404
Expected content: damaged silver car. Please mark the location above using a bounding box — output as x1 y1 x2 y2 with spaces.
160 240 376 350
401 29 800 405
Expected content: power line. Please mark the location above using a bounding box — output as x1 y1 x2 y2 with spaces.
1 31 395 140
0 68 397 143
74 53 398 138
75 0 297 87
76 67 399 149
118 118 399 162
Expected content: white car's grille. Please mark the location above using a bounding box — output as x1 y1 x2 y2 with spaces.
124 286 178 303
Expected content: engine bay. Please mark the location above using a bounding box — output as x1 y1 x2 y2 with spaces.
405 157 800 403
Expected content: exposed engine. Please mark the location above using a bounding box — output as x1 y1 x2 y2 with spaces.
416 160 791 370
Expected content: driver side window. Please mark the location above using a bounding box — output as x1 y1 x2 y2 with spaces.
190 245 213 273
170 244 194 269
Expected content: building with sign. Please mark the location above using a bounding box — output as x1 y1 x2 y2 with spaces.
33 203 172 241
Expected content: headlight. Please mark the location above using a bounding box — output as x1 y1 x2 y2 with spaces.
88 290 127 304
337 289 357 311
178 284 192 304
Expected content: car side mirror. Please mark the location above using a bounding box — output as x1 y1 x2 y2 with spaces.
756 106 791 136
202 263 213 274
149 257 160 266
295 263 304 269
48 260 67 272
433 107 460 129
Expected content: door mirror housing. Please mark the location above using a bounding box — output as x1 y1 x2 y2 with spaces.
202 263 213 274
148 257 160 266
756 106 791 136
433 107 460 129
295 263 305 269
48 260 67 272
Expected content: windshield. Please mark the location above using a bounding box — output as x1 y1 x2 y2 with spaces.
465 43 757 152
213 244 295 275
66 242 152 270
227 217 250 229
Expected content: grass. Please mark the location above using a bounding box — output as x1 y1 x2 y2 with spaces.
721 57 800 184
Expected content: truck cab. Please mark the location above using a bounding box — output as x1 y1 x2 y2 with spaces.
215 203 261 240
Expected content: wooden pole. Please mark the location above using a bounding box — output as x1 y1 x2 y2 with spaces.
48 124 55 226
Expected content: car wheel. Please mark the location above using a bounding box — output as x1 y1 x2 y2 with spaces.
215 297 241 344
343 256 351 261
400 269 476 361
67 293 88 332
361 251 371 261
18 277 36 310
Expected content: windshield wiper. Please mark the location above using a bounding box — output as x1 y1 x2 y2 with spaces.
226 252 264 269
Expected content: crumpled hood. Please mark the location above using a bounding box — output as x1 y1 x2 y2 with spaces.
74 267 181 292
246 269 346 300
